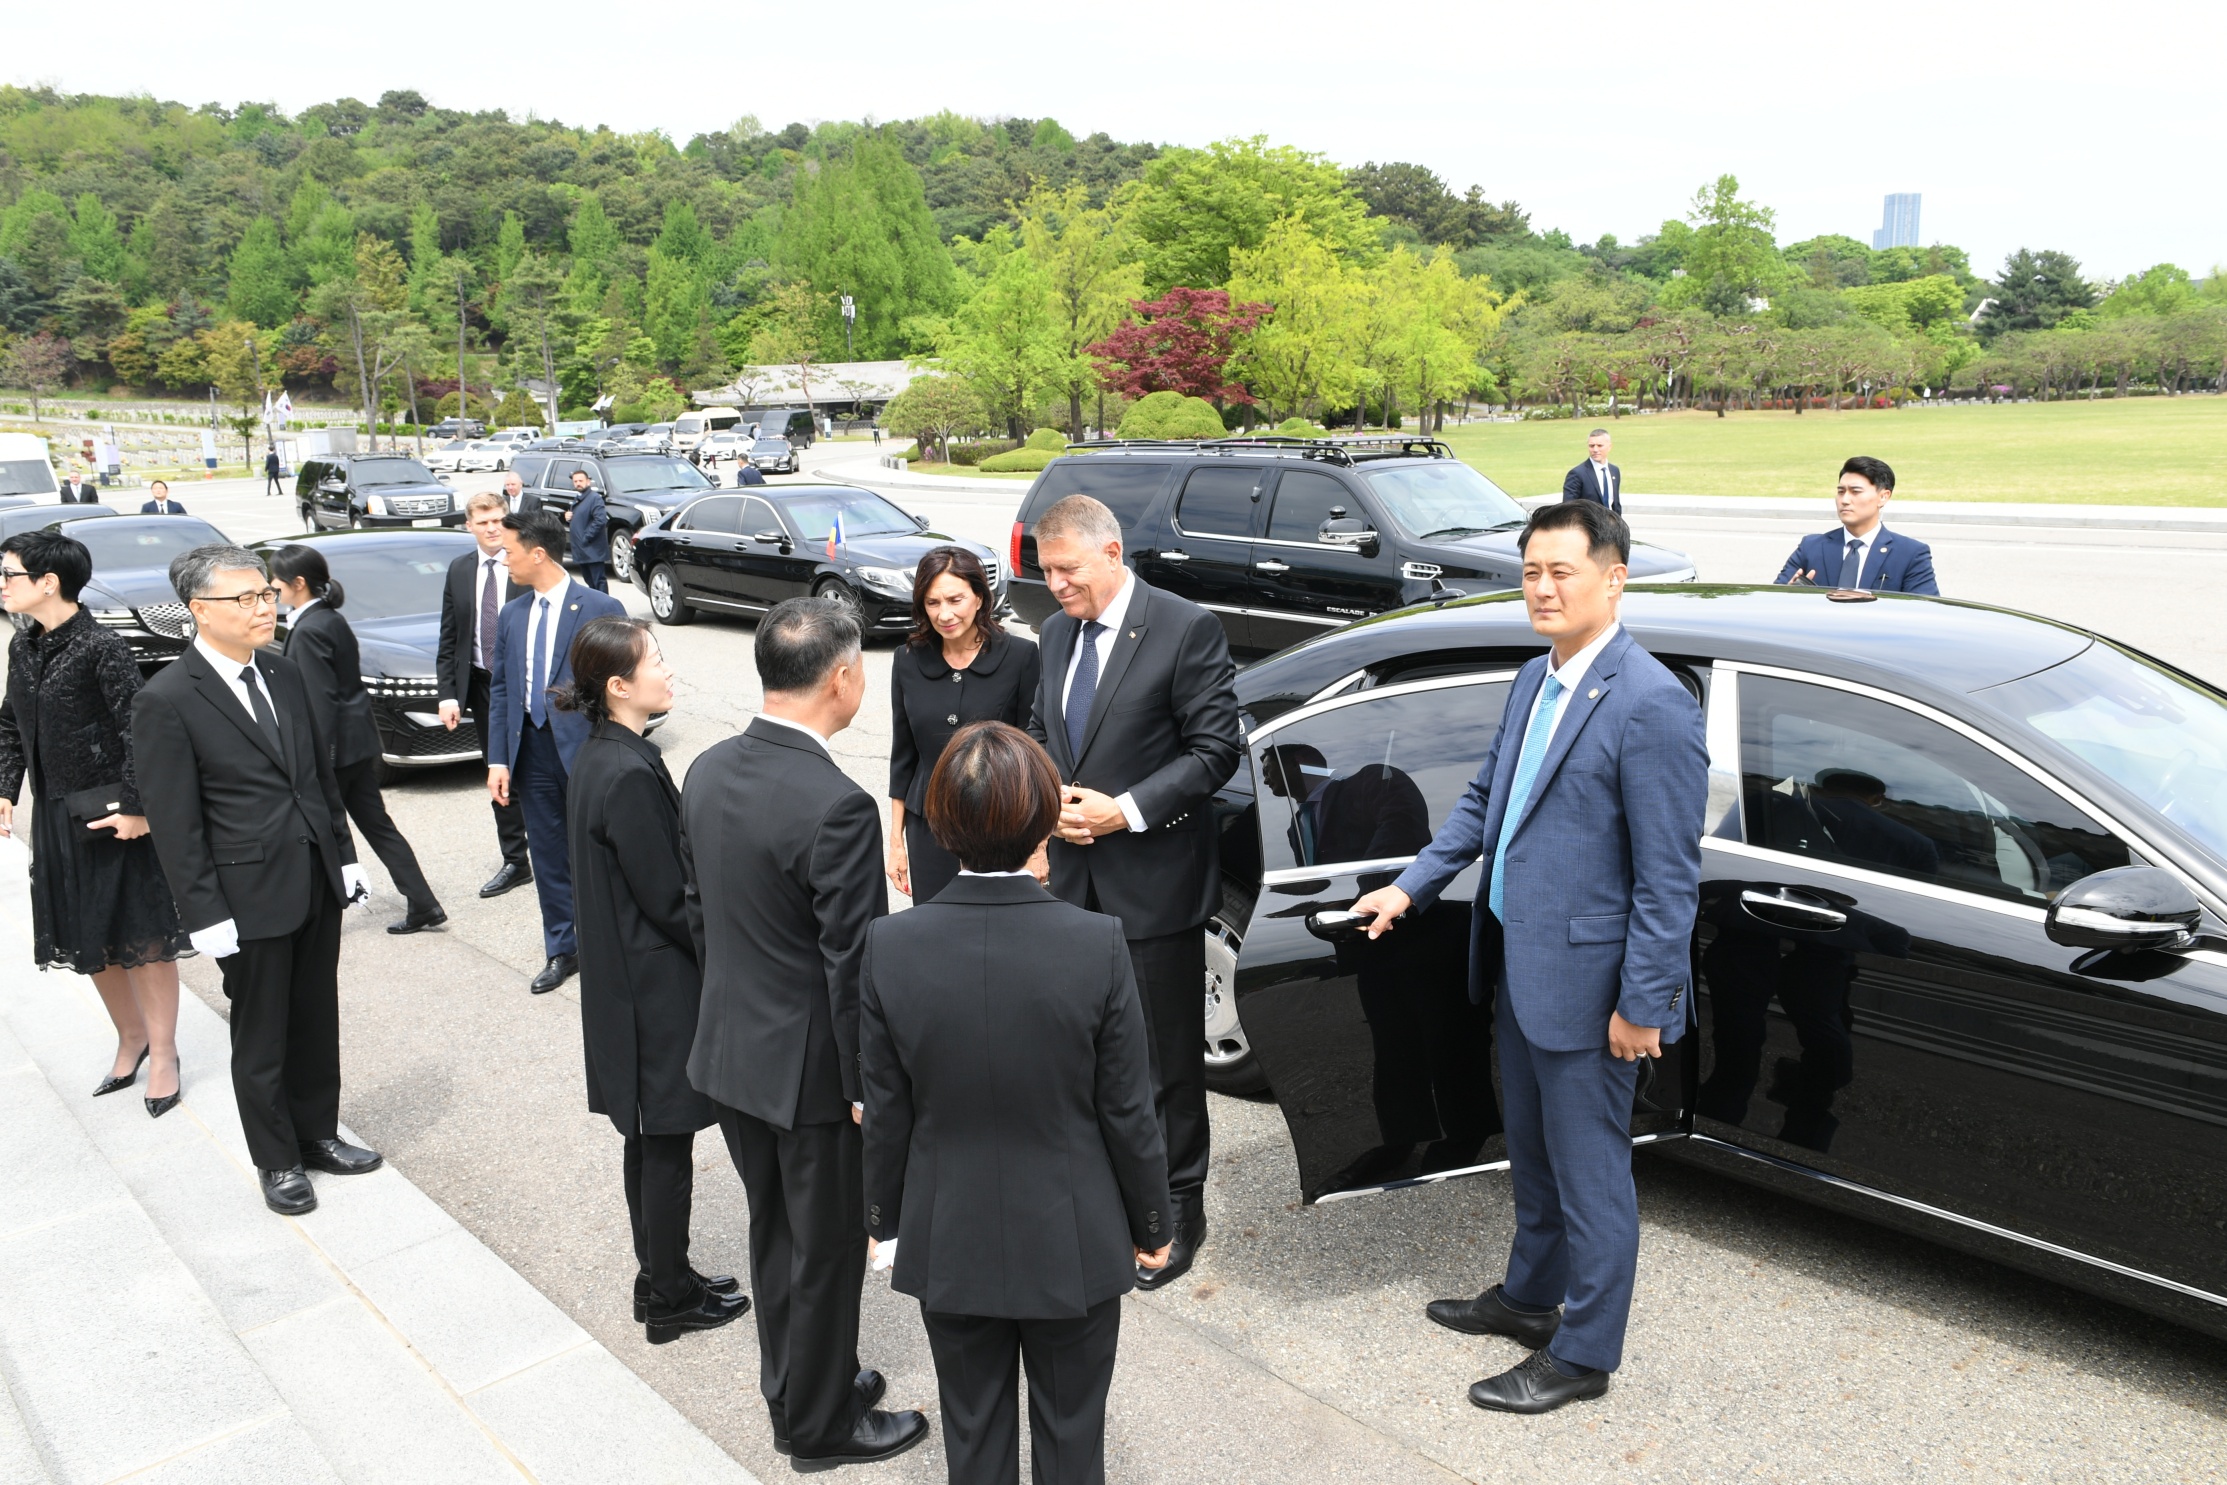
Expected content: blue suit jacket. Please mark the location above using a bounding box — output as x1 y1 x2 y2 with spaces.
1393 629 1708 1052
486 580 626 775
569 486 610 562
1773 526 1937 594
139 499 187 514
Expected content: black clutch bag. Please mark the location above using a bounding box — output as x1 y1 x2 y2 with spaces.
63 786 127 830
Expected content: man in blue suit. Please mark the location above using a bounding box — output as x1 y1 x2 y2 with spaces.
1351 499 1707 1414
566 467 611 592
1773 456 1938 594
487 508 625 993
140 479 187 514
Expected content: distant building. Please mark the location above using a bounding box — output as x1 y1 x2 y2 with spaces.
695 360 917 423
1873 193 1922 251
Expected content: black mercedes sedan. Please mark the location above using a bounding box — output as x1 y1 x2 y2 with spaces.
69 513 232 668
632 484 1005 634
1207 584 2227 1341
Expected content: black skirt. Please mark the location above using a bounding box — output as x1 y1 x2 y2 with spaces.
27 798 188 974
905 811 962 906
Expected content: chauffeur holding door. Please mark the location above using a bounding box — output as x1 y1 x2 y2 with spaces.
1350 499 1708 1414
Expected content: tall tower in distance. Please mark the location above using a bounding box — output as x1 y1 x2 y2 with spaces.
1873 193 1922 250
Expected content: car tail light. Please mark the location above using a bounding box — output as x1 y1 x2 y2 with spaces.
1009 521 1023 575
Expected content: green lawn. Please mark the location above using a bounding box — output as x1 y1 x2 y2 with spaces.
1435 397 2227 505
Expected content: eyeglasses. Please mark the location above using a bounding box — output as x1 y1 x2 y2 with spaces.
0 568 29 583
194 587 282 611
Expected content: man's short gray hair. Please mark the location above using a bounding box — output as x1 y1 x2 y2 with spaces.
1034 494 1122 548
1588 427 1610 439
756 595 862 693
170 544 267 604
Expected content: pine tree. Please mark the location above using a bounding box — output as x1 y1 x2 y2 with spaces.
773 130 959 359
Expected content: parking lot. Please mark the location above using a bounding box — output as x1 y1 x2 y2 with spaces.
152 454 2227 1483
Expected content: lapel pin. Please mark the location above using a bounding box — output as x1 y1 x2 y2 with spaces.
1588 688 1600 699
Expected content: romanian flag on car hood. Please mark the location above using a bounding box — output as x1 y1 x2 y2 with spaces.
826 511 845 561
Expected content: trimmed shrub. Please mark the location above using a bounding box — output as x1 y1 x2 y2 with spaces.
1023 426 1068 452
492 390 544 428
948 439 1020 467
978 446 1065 473
1116 391 1225 440
1274 416 1329 438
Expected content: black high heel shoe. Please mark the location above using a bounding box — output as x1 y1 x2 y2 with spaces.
146 1060 181 1120
94 1045 149 1097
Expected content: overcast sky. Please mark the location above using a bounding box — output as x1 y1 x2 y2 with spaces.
12 1 2220 282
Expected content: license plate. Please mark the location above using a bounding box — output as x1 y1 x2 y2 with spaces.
411 517 442 528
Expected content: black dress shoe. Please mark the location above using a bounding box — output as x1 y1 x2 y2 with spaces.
1467 1349 1610 1414
93 1045 149 1097
260 1166 317 1215
771 1372 888 1455
479 861 532 898
388 906 449 935
1135 1213 1206 1291
299 1137 383 1175
645 1285 750 1345
789 1407 928 1468
146 1060 182 1119
529 955 577 994
634 1268 739 1322
1426 1284 1562 1350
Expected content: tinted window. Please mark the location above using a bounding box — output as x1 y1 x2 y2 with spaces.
739 497 781 536
70 519 226 572
777 488 917 540
1253 680 1513 872
1739 674 2130 903
512 455 549 487
1026 461 1169 531
1176 467 1262 538
1363 462 1526 542
1268 470 1359 543
0 460 57 497
350 458 438 486
314 538 469 619
677 496 743 534
545 459 585 490
605 458 709 495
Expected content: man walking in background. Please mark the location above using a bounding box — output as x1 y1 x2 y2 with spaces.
567 467 610 593
1775 456 1938 594
265 446 285 497
437 491 531 898
1561 429 1621 515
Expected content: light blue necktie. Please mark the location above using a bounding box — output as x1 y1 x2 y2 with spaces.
1488 673 1565 920
529 597 550 725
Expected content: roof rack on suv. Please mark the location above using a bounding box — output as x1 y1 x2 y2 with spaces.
1061 435 1455 466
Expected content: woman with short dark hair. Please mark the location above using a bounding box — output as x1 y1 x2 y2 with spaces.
553 615 747 1344
887 546 1040 904
861 721 1170 1485
0 530 189 1114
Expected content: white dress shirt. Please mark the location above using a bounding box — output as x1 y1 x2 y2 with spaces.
1517 621 1621 755
1592 459 1613 501
1056 569 1145 833
957 867 1036 877
756 712 832 756
1835 525 1879 586
522 576 575 701
193 636 277 723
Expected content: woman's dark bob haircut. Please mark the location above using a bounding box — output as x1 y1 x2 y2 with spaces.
924 721 1059 873
906 545 1003 649
549 615 652 723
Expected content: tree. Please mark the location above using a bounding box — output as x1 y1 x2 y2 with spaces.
67 194 127 282
1344 162 1524 248
1664 175 1790 315
493 211 527 286
1089 288 1269 406
494 250 568 431
2099 263 2195 319
882 373 985 461
0 256 48 334
746 280 831 414
1978 249 2095 340
1117 391 1225 439
938 233 1066 438
226 218 296 328
1123 137 1376 292
1018 185 1144 439
2 332 72 419
313 235 419 450
58 277 128 362
1227 216 1364 422
199 321 275 406
773 130 960 358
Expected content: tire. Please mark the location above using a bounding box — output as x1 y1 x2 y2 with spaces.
298 504 315 529
348 514 365 531
608 527 635 584
814 576 864 627
1203 917 1268 1095
648 565 694 625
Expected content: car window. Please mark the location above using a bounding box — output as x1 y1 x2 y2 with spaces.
1738 674 2130 904
311 538 469 619
1268 470 1360 543
1362 462 1527 542
778 488 917 540
739 497 781 536
676 496 743 534
1026 461 1169 531
0 461 55 497
512 455 549 487
1252 679 1513 873
605 458 710 495
351 458 438 486
72 519 226 572
545 459 583 490
1176 467 1262 539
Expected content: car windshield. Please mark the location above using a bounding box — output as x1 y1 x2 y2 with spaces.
0 460 56 497
72 519 224 572
1977 641 2227 867
1362 462 1527 541
752 439 790 453
314 538 469 620
605 459 710 495
777 489 916 540
352 458 438 486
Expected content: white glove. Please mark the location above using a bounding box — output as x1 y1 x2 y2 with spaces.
342 864 369 904
870 1238 898 1273
190 920 241 960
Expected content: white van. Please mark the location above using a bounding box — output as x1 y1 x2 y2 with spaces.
670 408 744 455
0 434 60 503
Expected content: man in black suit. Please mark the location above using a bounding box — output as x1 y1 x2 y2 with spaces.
265 447 285 497
437 492 531 897
1561 428 1621 514
60 467 99 504
131 544 382 1217
139 480 187 515
1024 494 1242 1290
681 598 926 1466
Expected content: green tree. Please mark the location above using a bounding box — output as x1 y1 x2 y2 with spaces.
566 194 623 288
67 194 127 282
1978 249 2095 340
774 131 959 358
938 232 1066 437
58 277 128 362
1123 136 1375 292
494 211 527 286
312 235 419 449
1227 215 1363 421
2099 263 2195 319
644 247 711 368
881 373 985 461
745 280 831 413
1663 175 1789 316
492 249 567 429
1018 184 1144 437
1116 390 1224 438
225 218 296 328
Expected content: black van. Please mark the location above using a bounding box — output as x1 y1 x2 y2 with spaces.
745 408 816 449
1006 437 1697 658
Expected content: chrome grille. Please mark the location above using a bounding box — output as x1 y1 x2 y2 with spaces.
387 496 450 516
983 557 1002 589
138 602 194 639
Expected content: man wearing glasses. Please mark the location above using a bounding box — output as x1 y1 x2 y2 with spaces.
132 544 380 1217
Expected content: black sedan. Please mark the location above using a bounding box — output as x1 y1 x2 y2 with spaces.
70 514 232 668
745 437 800 474
1209 583 2227 1341
632 485 1004 634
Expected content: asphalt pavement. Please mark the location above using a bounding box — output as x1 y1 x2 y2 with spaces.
116 455 2227 1481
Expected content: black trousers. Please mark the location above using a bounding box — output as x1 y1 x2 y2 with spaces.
334 758 438 915
1121 925 1211 1204
922 1297 1121 1485
515 720 575 958
218 878 343 1171
716 1105 865 1454
468 667 529 866
624 1131 698 1310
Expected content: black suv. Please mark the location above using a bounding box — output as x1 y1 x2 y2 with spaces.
1007 437 1696 658
511 449 718 583
296 454 466 531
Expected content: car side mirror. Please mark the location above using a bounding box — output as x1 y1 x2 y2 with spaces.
2046 865 2201 952
1319 517 1378 554
913 512 930 530
752 529 786 546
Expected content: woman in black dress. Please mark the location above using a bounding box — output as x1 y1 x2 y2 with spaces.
0 530 188 1114
886 546 1041 904
269 546 446 934
552 616 747 1344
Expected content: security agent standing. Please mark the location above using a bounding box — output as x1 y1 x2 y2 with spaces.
1023 494 1241 1291
486 509 626 995
567 467 611 593
1351 500 1708 1413
140 479 187 515
681 598 926 1466
1560 428 1621 514
437 491 532 898
1774 455 1938 594
60 468 99 504
131 544 381 1216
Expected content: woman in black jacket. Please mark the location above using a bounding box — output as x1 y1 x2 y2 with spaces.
554 616 747 1345
886 547 1041 904
0 531 189 1114
269 546 445 934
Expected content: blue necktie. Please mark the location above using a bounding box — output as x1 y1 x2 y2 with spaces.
1836 538 1863 589
1488 674 1565 920
529 597 550 725
1064 619 1106 763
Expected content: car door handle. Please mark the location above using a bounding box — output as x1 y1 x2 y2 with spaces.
1740 888 1848 930
1255 559 1291 573
1158 550 1190 563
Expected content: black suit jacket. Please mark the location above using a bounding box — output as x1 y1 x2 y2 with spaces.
60 479 98 504
435 547 520 705
1025 578 1241 940
888 630 1042 813
131 645 356 940
862 875 1170 1318
139 499 187 514
682 717 886 1128
282 603 380 769
1561 460 1621 512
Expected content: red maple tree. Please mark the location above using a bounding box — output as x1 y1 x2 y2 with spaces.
1087 287 1270 406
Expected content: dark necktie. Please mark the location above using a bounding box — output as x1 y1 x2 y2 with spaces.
529 598 551 725
240 665 283 757
1837 538 1863 589
478 557 499 668
1064 619 1106 762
